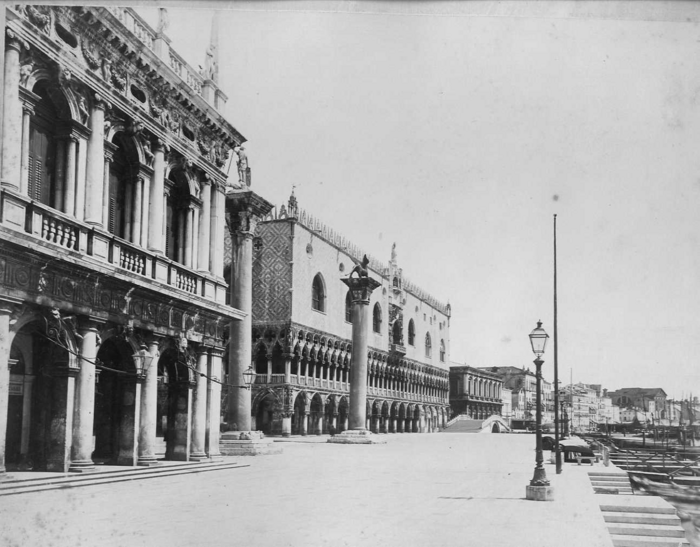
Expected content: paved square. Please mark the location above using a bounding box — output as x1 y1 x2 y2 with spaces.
0 433 613 547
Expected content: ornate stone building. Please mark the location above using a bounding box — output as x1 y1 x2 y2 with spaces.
238 193 452 436
0 6 246 474
448 364 504 419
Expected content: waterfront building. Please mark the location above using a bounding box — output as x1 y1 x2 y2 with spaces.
238 193 451 436
607 387 668 425
449 364 504 419
0 6 244 473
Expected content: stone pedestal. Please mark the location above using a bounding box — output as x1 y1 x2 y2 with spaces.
526 485 555 501
220 431 282 456
328 429 387 445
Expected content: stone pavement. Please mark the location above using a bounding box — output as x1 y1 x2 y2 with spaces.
0 433 614 547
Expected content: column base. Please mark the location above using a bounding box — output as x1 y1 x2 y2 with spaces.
526 485 555 501
327 429 387 445
189 452 210 462
137 456 162 467
68 460 96 473
220 431 283 456
207 452 223 462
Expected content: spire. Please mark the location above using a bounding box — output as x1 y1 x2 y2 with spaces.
204 12 219 83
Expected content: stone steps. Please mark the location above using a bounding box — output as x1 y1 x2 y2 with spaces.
593 472 690 547
0 460 248 496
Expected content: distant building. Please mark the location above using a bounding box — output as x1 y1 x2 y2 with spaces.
480 366 554 427
449 364 504 419
607 387 668 424
238 193 451 436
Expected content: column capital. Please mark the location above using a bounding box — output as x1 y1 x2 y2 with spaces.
341 276 382 305
225 189 273 235
92 93 110 112
5 27 29 53
153 138 169 154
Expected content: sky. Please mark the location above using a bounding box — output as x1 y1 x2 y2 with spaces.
135 1 700 399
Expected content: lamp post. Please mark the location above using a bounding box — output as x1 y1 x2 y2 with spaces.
241 364 256 389
526 321 554 501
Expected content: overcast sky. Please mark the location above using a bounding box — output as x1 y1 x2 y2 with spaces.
137 2 700 399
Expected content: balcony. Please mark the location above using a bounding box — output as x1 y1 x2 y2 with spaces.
1 189 227 304
390 343 406 357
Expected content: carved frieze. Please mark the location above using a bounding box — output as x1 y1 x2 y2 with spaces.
0 247 226 344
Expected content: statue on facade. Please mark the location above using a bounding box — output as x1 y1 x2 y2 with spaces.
157 8 170 34
235 146 249 187
203 43 217 81
391 242 397 261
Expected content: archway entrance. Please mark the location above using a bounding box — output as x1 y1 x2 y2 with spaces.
255 392 277 435
156 348 193 460
93 337 139 465
6 320 72 471
337 397 348 433
292 392 308 435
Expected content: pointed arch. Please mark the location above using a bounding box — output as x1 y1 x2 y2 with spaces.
312 273 326 312
372 303 382 334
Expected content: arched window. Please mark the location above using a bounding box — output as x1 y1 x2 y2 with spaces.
439 339 445 362
164 169 196 263
408 319 415 346
28 82 60 207
392 277 399 287
345 291 352 323
425 333 432 358
392 320 402 345
312 274 325 312
373 303 382 333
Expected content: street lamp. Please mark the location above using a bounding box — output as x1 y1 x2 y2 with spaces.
132 344 154 379
526 321 554 501
241 364 257 390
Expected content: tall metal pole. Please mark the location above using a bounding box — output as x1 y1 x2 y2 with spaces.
553 214 562 473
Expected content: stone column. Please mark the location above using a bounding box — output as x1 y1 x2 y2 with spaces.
148 141 166 254
64 137 77 216
225 190 273 431
132 176 143 245
316 414 324 436
1 30 25 190
281 413 292 437
300 412 308 436
190 347 208 461
140 170 151 249
197 180 212 271
207 348 223 460
210 186 226 277
137 339 160 466
85 95 107 226
191 206 200 270
19 101 33 195
74 136 88 222
0 304 13 475
343 275 381 431
70 322 99 472
184 206 193 267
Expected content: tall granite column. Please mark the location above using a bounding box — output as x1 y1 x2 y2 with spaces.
329 273 383 444
225 190 272 431
137 339 160 466
70 321 99 472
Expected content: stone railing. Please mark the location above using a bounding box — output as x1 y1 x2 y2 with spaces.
2 190 227 304
169 50 204 96
106 7 156 50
